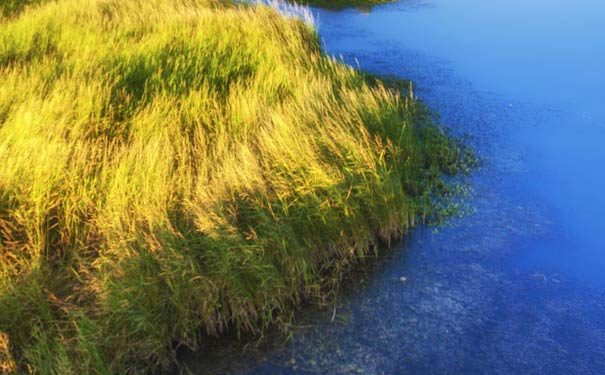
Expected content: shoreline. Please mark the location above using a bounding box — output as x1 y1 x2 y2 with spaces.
0 1 472 373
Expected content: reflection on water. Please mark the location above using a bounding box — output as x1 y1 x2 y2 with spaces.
180 0 605 373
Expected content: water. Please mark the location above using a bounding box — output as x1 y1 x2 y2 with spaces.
179 1 605 373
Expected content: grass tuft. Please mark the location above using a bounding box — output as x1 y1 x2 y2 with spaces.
0 0 473 373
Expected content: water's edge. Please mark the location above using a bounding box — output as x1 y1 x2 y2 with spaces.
179 1 605 373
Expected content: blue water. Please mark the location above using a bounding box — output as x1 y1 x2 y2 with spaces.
316 0 605 287
180 1 605 373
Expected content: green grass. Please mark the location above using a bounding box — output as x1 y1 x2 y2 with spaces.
0 0 46 17
0 0 472 373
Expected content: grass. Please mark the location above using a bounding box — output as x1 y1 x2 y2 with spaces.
0 0 472 373
0 0 47 17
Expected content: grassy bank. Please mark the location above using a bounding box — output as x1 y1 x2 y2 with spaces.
1 0 391 18
0 0 470 373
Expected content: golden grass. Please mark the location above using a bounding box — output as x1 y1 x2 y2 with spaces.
0 0 470 373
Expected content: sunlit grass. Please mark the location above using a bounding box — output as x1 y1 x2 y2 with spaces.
0 0 471 373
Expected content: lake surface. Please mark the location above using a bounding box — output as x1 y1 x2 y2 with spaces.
180 0 605 373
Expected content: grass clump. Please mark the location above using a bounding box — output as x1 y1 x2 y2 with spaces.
0 0 471 373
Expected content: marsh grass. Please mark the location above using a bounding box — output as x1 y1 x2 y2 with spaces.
0 0 472 373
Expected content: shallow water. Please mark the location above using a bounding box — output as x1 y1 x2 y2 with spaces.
180 1 605 373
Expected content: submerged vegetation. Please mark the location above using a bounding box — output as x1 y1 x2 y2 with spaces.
0 0 472 373
299 0 391 9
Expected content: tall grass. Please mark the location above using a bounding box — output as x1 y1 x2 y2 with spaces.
0 0 470 373
0 0 47 17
